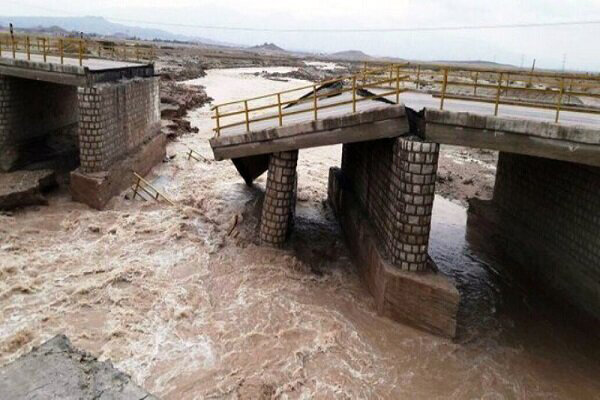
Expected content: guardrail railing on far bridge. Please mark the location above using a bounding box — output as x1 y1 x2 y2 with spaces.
0 32 155 66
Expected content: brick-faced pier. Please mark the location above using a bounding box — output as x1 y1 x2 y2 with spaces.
342 137 439 271
332 136 459 337
260 150 298 247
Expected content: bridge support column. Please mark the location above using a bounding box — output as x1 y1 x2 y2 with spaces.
70 78 164 209
329 136 459 338
260 150 298 247
0 75 20 171
389 138 438 271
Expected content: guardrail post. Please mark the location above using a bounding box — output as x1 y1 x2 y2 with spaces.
313 85 318 120
59 39 64 64
42 38 47 62
78 40 83 66
474 72 479 96
352 76 357 113
244 100 250 132
416 65 421 90
396 66 401 104
26 36 31 60
277 93 283 126
494 72 504 116
440 68 449 110
11 35 15 59
215 106 221 137
555 78 565 123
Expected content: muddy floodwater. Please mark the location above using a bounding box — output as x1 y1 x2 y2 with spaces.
1 65 600 399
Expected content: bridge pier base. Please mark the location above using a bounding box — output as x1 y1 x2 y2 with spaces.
259 150 298 247
70 78 163 209
329 136 459 338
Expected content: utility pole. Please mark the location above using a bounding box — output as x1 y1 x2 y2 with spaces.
528 58 536 87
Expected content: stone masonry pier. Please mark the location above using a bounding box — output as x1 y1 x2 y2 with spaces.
210 102 600 338
0 56 163 209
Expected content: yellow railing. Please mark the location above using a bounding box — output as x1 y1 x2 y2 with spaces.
211 67 410 137
0 33 155 66
212 62 600 136
362 62 600 123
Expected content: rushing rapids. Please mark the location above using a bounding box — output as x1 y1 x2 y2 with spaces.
1 64 599 399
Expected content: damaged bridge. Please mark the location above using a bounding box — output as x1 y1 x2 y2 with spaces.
209 65 600 338
0 35 163 210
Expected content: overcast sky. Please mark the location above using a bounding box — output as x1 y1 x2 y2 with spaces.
5 0 600 71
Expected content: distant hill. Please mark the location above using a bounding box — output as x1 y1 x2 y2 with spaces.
249 42 287 53
433 60 517 69
329 50 374 61
0 16 229 46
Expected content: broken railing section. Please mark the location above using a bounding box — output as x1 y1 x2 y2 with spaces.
186 147 208 162
211 62 600 136
211 69 409 137
131 172 175 206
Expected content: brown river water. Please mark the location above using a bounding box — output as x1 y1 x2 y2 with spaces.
1 66 599 399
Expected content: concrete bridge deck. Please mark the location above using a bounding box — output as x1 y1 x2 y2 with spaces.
216 89 600 139
0 53 154 86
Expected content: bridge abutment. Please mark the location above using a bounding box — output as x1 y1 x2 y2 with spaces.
329 136 459 338
260 150 298 247
70 77 163 209
468 152 600 322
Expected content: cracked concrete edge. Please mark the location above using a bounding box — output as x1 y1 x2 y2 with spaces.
0 334 160 400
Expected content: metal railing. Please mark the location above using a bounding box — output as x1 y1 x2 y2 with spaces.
0 32 155 66
363 62 600 123
212 62 600 136
211 67 410 137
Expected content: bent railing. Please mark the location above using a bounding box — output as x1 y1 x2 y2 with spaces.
212 62 600 137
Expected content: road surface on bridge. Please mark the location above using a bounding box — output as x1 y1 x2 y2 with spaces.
1 51 146 71
217 89 600 137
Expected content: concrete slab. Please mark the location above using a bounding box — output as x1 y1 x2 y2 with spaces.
0 335 158 400
3 51 146 71
0 170 56 210
424 109 600 167
0 54 155 86
210 105 409 160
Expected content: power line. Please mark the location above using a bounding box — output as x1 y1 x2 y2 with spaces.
5 0 600 33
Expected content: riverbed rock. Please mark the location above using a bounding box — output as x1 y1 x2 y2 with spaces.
0 334 158 400
0 169 56 210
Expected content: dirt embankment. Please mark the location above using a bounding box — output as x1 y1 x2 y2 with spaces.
253 65 352 82
437 146 497 205
158 62 213 138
